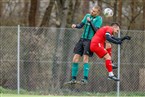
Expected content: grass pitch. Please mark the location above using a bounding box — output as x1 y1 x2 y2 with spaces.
1 94 144 97
1 87 144 97
1 94 102 97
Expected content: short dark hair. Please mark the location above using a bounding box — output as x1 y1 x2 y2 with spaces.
111 22 120 28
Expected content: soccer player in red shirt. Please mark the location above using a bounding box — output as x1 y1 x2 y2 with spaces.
90 23 131 81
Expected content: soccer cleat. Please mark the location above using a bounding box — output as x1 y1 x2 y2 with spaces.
108 75 120 81
80 79 88 85
112 64 118 69
64 79 77 85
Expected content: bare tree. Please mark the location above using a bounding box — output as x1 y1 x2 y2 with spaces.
130 0 135 29
60 0 83 88
28 0 38 26
40 0 55 27
22 0 29 25
143 0 145 30
51 0 71 89
113 0 117 22
118 0 122 25
128 0 143 30
0 0 2 17
82 0 89 15
98 0 103 8
0 0 2 26
23 0 41 90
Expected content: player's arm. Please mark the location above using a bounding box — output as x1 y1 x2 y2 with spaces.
111 36 131 43
88 21 99 32
112 37 122 41
72 14 87 29
76 23 85 28
74 14 89 29
106 32 122 44
121 36 131 41
72 23 84 29
87 16 102 33
112 35 131 41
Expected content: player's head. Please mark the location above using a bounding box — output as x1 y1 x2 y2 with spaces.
111 22 120 34
90 5 101 16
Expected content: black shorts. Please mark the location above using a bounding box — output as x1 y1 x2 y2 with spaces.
73 38 93 57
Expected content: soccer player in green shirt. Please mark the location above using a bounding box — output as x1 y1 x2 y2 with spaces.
66 5 102 85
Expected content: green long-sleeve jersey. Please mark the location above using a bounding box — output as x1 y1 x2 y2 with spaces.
81 14 102 40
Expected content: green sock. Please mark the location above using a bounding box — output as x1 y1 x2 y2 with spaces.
83 63 90 80
71 63 79 79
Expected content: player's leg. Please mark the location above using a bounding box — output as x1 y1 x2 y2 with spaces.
64 54 81 85
71 54 81 81
105 42 118 69
64 40 83 85
105 42 112 56
90 43 119 81
103 54 120 81
91 44 115 78
80 39 93 85
80 55 89 84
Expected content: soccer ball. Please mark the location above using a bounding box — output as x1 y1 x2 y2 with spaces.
103 8 113 17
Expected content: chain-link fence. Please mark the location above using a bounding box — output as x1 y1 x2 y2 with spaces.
1 26 145 96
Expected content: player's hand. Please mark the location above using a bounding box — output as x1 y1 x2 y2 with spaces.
124 36 131 40
71 24 76 28
87 17 91 22
118 40 122 45
121 36 131 41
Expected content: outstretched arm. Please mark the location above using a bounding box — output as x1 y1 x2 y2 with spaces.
121 36 131 41
72 23 85 29
106 32 122 44
112 36 131 41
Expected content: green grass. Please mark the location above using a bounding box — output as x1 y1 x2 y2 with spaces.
0 87 144 97
1 94 102 97
1 94 144 97
1 94 49 97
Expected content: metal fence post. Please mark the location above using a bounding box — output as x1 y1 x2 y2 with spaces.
117 30 121 97
17 25 20 94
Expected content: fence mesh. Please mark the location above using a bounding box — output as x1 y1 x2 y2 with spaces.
1 27 145 96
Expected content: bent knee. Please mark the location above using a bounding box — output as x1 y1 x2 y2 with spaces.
105 42 112 49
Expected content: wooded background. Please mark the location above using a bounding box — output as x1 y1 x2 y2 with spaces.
0 0 145 30
1 0 145 96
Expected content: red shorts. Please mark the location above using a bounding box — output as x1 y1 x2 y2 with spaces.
90 42 107 58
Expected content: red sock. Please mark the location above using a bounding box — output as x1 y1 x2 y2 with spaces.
106 48 112 56
105 60 113 72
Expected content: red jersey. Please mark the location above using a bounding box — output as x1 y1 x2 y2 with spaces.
91 26 113 44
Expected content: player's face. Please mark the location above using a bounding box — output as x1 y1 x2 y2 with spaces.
90 7 99 16
113 26 120 34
